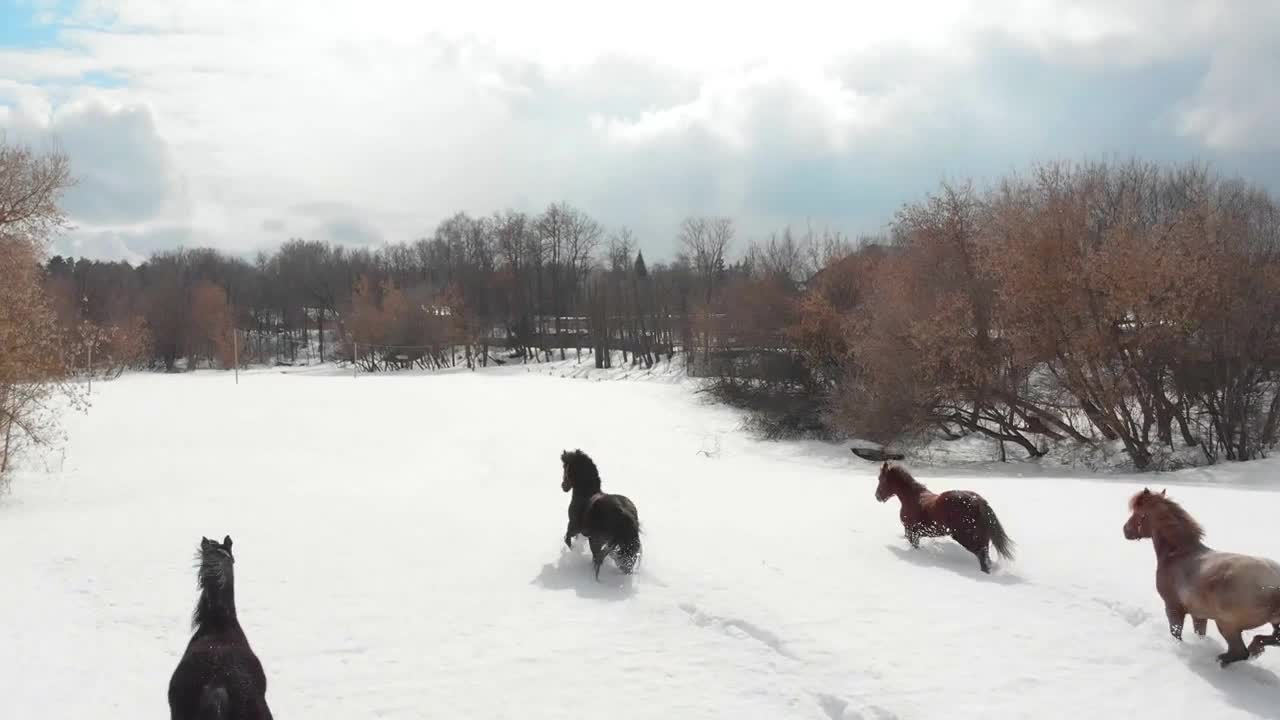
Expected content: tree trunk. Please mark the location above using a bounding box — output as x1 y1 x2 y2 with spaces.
1260 388 1280 450
1 390 13 475
317 307 325 363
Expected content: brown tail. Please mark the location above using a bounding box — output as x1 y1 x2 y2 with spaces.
984 502 1016 561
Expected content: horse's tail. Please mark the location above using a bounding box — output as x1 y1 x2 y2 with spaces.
984 501 1016 561
586 495 643 579
196 683 229 720
613 503 643 575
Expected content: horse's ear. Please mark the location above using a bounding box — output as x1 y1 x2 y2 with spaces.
201 536 210 548
223 535 233 550
1160 489 1167 497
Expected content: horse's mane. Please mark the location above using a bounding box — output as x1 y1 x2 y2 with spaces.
192 539 237 631
562 449 602 493
1130 490 1205 548
884 464 929 494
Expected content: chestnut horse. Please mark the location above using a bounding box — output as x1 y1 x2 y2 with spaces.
1123 488 1280 666
874 462 1015 574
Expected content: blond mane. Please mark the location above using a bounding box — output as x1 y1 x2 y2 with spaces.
1130 489 1205 549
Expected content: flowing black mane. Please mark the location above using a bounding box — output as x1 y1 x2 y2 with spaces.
170 534 273 719
193 535 238 632
562 449 603 495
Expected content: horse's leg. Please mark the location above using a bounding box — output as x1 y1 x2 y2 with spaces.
588 536 606 581
564 508 580 549
951 529 990 574
905 527 920 549
1247 625 1280 657
1164 603 1187 641
1216 623 1251 666
1192 618 1208 637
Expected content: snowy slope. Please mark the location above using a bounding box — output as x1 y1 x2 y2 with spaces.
1 368 1279 719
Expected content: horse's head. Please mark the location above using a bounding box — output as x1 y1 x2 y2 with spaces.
561 449 601 493
1124 487 1205 550
875 462 896 502
196 535 235 590
1123 488 1164 540
560 451 573 491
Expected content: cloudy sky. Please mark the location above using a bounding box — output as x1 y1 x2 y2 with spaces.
2 0 1278 263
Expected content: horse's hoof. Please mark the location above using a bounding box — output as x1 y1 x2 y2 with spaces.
1218 652 1247 667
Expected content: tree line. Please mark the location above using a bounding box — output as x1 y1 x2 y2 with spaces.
792 161 1280 468
4 133 1280 476
39 205 836 374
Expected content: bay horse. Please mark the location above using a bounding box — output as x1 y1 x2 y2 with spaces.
1123 488 1280 666
561 449 642 580
169 535 274 719
874 462 1015 574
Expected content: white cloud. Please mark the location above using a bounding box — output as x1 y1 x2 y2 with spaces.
1 0 1278 261
592 67 923 154
1172 7 1280 151
50 100 181 223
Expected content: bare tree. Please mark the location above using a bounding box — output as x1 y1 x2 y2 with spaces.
0 137 72 239
0 138 75 482
608 229 635 273
678 216 733 366
679 216 733 303
747 227 806 288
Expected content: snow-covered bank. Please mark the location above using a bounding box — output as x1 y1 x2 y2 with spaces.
2 371 1278 718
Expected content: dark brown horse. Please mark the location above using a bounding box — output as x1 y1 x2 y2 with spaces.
874 462 1015 574
169 536 273 719
1123 488 1280 667
561 449 642 580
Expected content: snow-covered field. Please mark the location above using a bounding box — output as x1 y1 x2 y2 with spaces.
2 364 1279 719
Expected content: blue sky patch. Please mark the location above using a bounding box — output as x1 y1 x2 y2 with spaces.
79 69 126 88
0 1 71 49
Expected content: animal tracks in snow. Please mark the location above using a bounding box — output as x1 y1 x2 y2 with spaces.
1090 596 1151 627
677 601 797 660
816 693 900 720
675 601 892 720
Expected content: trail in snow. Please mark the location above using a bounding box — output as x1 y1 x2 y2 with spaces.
1 366 1279 719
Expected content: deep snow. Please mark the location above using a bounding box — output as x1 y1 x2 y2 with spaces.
2 364 1279 719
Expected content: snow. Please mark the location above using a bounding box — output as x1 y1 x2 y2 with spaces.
2 366 1279 719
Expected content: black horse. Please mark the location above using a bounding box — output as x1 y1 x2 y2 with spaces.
168 535 273 720
561 449 642 580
